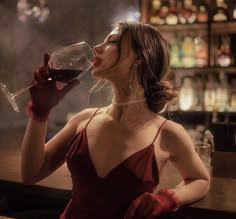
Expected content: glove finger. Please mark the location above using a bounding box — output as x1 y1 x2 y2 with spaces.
59 80 80 95
35 65 50 82
143 204 154 217
137 193 150 212
34 69 45 83
44 53 50 66
124 197 141 219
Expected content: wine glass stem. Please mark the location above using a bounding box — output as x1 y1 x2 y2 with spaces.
12 82 37 98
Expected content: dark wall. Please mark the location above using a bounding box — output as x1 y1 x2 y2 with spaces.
0 0 140 128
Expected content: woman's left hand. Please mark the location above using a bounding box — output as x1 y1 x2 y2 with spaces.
124 190 179 219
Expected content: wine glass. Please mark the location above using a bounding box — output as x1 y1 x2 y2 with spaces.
0 41 94 112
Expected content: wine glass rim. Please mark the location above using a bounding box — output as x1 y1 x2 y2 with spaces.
50 41 93 63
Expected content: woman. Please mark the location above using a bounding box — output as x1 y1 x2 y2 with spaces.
21 21 210 219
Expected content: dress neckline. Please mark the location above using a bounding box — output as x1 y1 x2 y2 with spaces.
78 128 156 180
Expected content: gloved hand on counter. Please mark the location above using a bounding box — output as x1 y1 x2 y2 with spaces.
124 189 180 219
25 53 80 122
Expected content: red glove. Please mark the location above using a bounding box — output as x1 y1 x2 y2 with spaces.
25 53 80 121
124 189 180 219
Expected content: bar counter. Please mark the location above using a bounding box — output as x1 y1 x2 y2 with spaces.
0 128 236 219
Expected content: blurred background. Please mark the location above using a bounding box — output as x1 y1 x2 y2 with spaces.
0 0 140 128
0 2 236 218
1 0 236 152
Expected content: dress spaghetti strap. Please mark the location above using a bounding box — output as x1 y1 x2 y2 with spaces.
84 108 100 129
152 119 168 144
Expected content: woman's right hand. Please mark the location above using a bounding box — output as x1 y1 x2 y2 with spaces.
26 53 80 121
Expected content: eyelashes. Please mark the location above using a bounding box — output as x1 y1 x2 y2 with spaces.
108 40 118 44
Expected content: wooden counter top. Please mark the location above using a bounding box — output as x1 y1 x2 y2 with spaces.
0 128 236 219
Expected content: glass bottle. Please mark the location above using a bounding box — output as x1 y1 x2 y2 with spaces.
194 76 204 111
178 0 197 24
230 79 236 111
204 74 217 111
197 4 208 23
169 34 182 67
182 35 195 67
216 72 229 112
233 0 236 20
179 77 195 111
217 35 232 67
166 0 178 25
158 1 169 25
212 0 229 22
149 0 162 25
194 33 208 67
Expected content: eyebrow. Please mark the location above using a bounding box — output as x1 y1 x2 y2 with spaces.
105 34 118 42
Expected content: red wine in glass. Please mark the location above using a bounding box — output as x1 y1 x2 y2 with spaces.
0 41 93 112
49 69 83 83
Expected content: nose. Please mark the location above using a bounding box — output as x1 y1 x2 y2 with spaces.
93 43 103 55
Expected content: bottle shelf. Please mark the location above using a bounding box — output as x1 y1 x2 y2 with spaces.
151 23 208 32
169 66 236 74
141 0 236 151
211 21 236 34
150 20 236 34
165 110 236 115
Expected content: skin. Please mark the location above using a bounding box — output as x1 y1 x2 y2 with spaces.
21 27 210 208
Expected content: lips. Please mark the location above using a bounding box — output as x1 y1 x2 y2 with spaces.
93 57 102 67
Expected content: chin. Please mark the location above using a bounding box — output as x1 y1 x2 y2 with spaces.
91 69 105 79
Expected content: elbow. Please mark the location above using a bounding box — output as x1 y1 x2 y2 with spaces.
199 177 211 199
197 168 211 198
21 175 36 185
204 171 211 192
206 178 211 193
21 170 38 185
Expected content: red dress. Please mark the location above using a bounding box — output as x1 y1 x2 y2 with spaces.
60 111 167 219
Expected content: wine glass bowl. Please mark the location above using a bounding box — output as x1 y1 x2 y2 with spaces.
48 42 94 82
0 41 94 112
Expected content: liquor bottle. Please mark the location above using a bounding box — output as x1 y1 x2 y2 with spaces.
169 35 182 67
178 0 197 24
166 0 178 25
194 76 204 111
233 0 236 20
217 35 232 67
149 0 162 25
230 79 236 111
194 33 208 67
212 0 229 22
158 0 169 25
196 1 208 23
204 74 217 111
216 72 229 112
179 77 195 111
182 35 195 67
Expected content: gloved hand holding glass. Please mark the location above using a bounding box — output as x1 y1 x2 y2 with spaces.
0 42 94 113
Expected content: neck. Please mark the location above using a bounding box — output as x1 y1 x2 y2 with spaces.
112 97 146 106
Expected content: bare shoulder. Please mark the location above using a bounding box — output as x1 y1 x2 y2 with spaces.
162 119 187 136
65 107 109 131
66 108 99 127
159 119 195 158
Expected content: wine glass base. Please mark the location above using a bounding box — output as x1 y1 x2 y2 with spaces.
0 83 20 112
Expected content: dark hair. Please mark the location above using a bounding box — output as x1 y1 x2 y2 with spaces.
116 21 177 113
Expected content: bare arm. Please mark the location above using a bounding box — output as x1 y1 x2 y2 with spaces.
21 108 96 185
163 123 210 206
